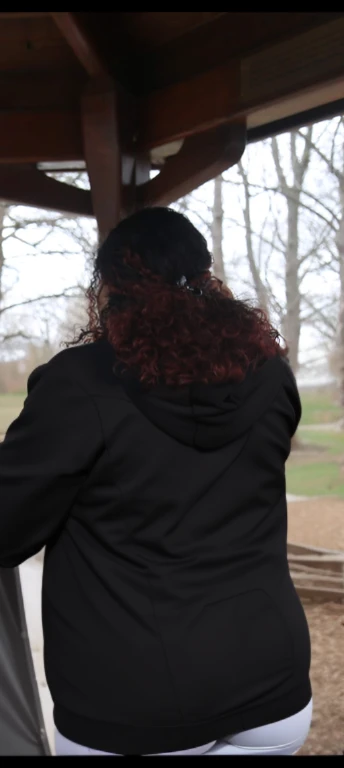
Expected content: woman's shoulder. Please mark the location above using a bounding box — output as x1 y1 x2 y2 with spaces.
28 340 117 396
50 340 111 368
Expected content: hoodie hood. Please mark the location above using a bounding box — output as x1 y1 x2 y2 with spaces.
120 356 299 451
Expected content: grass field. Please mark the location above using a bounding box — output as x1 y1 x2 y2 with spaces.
1 388 343 499
299 387 343 426
286 425 344 499
286 388 344 499
0 393 25 435
286 452 344 499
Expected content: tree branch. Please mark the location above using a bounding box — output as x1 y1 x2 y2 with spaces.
0 331 42 343
301 295 338 335
299 125 313 177
297 127 344 182
0 289 82 315
271 137 287 190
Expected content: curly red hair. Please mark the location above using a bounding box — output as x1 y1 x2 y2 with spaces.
70 207 286 387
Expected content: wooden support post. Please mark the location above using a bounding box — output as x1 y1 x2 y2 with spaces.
82 76 150 242
82 76 124 242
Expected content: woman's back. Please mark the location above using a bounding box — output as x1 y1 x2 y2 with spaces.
0 207 311 755
26 340 310 755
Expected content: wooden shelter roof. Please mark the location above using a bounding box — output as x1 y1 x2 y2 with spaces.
1 12 344 234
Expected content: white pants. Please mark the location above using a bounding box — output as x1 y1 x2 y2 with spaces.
55 698 312 756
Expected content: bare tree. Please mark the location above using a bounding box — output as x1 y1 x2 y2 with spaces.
211 176 227 284
0 172 96 351
296 119 344 406
237 162 270 315
338 209 344 407
58 293 89 345
0 203 6 305
178 125 342 392
175 177 229 284
226 128 340 376
269 129 313 371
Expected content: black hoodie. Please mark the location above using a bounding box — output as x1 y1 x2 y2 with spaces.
0 340 311 755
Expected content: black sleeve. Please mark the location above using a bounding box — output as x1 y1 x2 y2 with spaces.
0 359 104 567
280 356 302 435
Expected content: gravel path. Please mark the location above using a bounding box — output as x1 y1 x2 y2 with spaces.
300 421 343 432
288 497 344 550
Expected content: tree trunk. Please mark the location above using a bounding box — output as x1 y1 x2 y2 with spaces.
238 161 270 314
211 175 227 284
285 182 302 449
284 189 301 372
271 131 313 373
286 194 302 450
336 185 344 409
0 203 7 307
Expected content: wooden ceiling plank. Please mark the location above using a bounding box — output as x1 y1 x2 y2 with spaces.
0 111 83 163
117 12 226 53
241 17 344 112
0 165 93 217
0 72 86 110
0 12 48 19
139 121 246 208
51 12 107 77
133 12 341 93
0 14 84 74
2 15 344 166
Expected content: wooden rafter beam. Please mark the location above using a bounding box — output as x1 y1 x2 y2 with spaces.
137 16 344 152
1 17 344 170
139 121 246 208
0 111 83 164
0 166 93 217
138 61 241 151
51 12 108 77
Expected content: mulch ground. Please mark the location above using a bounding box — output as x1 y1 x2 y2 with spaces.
287 497 344 756
298 602 343 756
